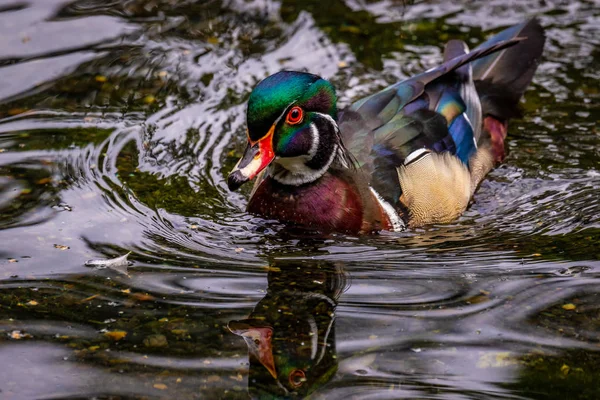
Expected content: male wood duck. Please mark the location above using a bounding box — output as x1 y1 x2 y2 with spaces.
229 262 344 398
227 19 545 234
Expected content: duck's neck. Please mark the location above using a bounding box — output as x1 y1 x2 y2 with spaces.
270 113 350 187
270 145 352 186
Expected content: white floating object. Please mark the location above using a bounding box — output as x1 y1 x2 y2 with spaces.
85 252 132 275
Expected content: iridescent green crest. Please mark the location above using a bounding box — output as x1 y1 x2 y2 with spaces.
247 71 337 141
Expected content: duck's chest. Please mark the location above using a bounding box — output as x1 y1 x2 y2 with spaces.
247 174 386 233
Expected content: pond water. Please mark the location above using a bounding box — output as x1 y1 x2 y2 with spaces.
0 0 599 399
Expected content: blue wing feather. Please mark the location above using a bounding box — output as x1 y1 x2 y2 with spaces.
341 37 523 154
338 35 526 205
448 113 476 163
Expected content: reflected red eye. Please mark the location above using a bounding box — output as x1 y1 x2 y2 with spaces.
286 107 303 125
289 369 306 388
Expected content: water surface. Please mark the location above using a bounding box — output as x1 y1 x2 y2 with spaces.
0 0 599 399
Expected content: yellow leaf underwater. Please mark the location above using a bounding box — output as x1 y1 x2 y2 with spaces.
104 330 127 341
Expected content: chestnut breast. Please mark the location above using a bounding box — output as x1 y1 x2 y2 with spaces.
247 173 367 233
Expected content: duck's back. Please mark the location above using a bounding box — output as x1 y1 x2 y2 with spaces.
338 18 545 227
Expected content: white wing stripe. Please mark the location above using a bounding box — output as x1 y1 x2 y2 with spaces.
369 187 406 232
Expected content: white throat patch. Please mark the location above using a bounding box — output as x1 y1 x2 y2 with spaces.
271 122 338 186
272 143 338 186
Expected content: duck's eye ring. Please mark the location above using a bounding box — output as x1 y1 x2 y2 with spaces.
286 107 303 125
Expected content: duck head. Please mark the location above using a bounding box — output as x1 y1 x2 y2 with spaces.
228 71 348 191
228 261 346 398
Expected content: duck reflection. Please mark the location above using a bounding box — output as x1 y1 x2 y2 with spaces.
229 261 347 398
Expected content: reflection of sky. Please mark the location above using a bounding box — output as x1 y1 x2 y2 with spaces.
0 342 243 398
0 0 136 102
332 270 600 398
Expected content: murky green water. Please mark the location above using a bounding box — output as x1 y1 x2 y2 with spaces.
0 0 599 399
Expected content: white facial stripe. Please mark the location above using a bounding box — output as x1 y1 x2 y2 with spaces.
275 102 295 125
315 113 351 169
369 187 406 232
270 101 297 128
315 112 336 127
308 122 320 158
271 112 342 186
272 144 339 186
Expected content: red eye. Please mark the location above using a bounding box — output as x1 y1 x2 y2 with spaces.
289 369 306 388
286 106 303 125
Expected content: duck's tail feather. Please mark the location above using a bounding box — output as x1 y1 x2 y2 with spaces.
472 18 546 121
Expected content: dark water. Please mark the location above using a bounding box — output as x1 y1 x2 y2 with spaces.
0 0 599 399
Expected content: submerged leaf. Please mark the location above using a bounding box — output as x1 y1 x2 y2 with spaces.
104 330 127 341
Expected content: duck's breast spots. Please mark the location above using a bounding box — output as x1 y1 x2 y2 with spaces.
247 175 364 232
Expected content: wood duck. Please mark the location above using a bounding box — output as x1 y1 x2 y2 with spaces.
227 19 545 234
229 261 345 398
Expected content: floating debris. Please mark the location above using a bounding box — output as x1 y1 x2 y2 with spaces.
85 252 131 267
85 252 132 275
54 244 70 250
52 203 72 212
9 330 32 340
80 294 100 303
562 303 576 311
